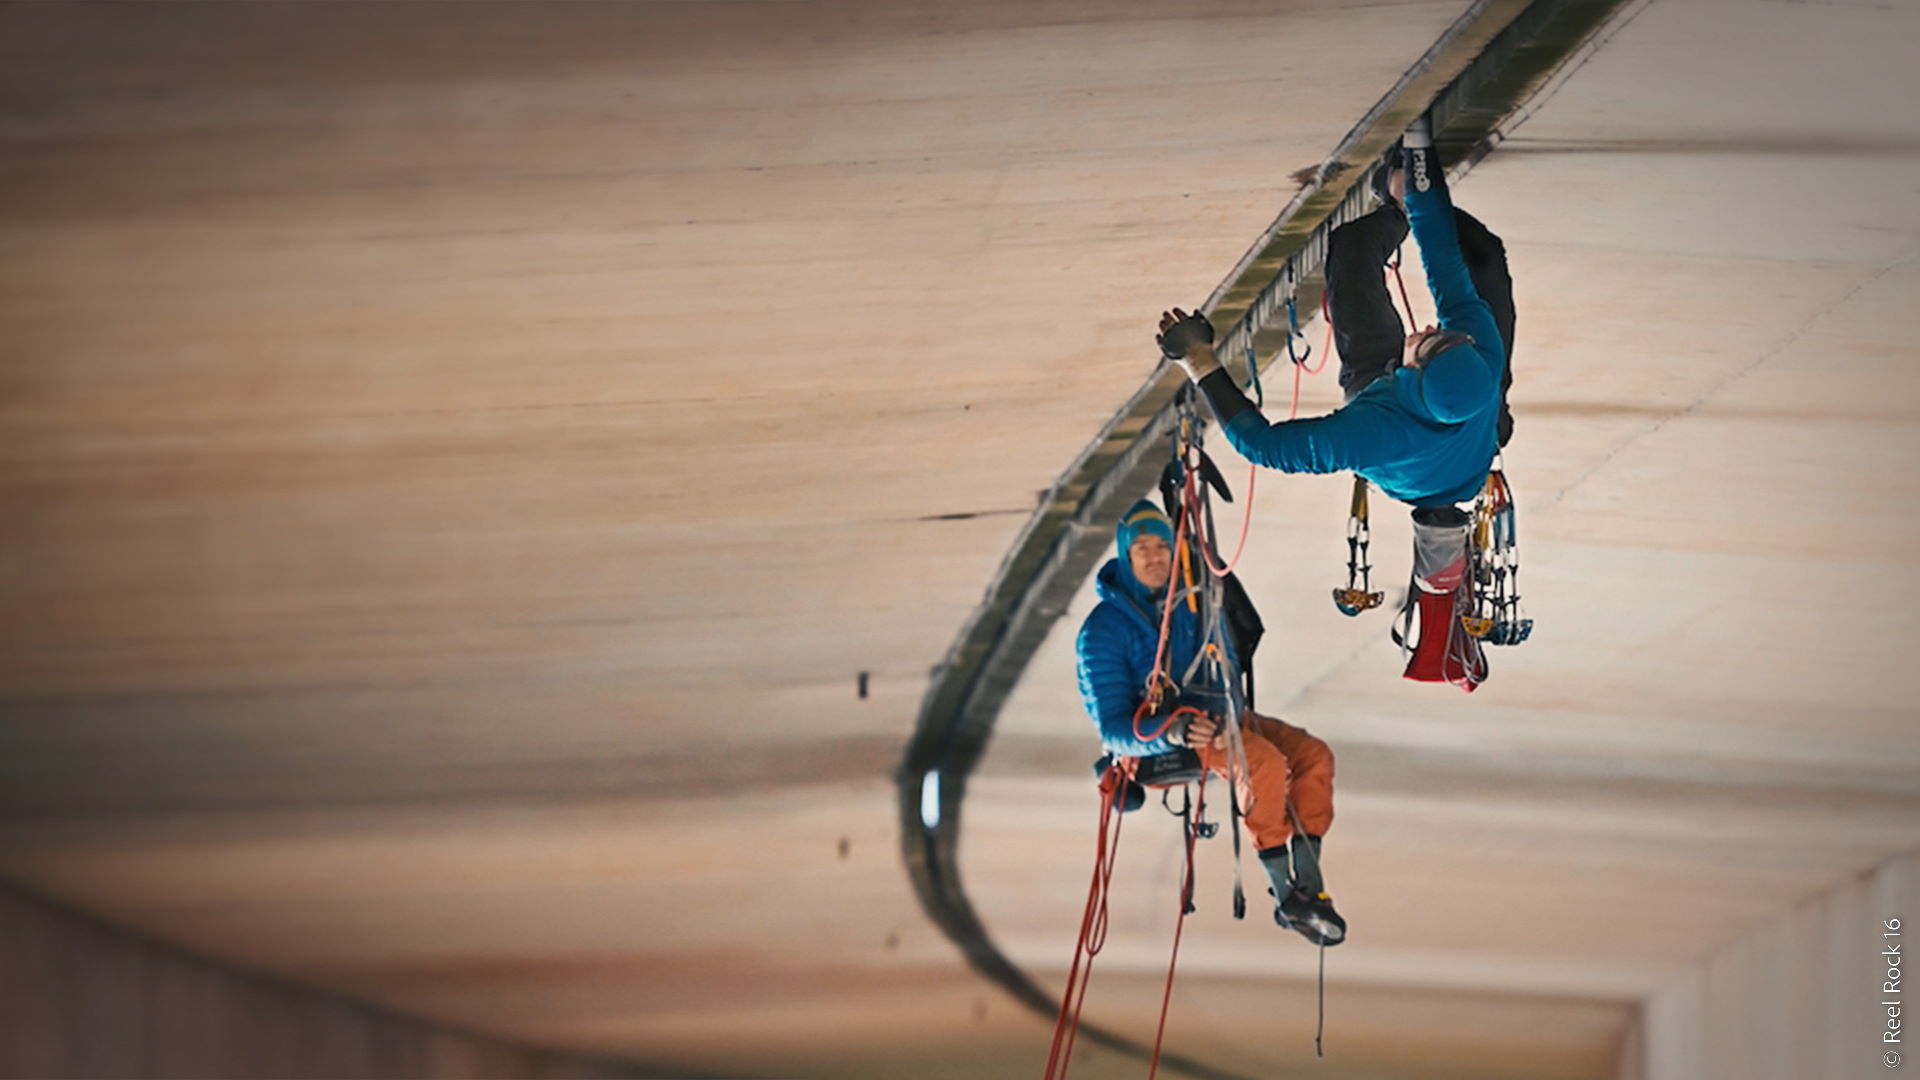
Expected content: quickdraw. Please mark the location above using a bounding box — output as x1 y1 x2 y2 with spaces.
1283 292 1313 370
1332 476 1385 616
1465 459 1532 646
1282 288 1327 420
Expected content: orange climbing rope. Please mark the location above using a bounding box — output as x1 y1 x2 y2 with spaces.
1193 457 1257 578
1044 764 1214 1080
1043 763 1130 1080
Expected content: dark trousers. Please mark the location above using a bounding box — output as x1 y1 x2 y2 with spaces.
1325 204 1516 447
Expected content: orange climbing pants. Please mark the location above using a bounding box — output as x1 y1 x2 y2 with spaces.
1195 711 1334 853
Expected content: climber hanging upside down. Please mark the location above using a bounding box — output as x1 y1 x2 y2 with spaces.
1158 115 1512 508
1075 498 1345 945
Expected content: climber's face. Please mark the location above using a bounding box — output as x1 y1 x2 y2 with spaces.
1129 534 1173 591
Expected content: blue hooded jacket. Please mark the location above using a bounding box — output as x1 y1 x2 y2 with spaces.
1205 181 1506 507
1074 501 1238 757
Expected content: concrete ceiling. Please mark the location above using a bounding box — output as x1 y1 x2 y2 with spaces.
3 1 1917 1079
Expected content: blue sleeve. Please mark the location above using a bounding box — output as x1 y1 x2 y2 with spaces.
1075 607 1177 757
1405 184 1507 383
1218 397 1416 475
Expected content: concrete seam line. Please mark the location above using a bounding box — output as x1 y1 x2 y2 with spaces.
895 2 1636 1076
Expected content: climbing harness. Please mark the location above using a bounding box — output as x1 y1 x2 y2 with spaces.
1332 476 1385 616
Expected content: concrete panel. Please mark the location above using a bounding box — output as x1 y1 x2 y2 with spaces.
2 0 1916 1076
0 884 633 1078
1 3 1490 1074
1637 850 1920 1080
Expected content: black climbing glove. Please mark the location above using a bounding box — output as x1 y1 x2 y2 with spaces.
1172 709 1222 749
1155 307 1215 361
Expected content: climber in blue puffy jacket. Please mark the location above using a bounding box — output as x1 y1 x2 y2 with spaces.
1075 498 1344 945
1074 499 1224 757
1159 116 1504 509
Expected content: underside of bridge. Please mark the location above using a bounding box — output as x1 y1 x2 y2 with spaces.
3 2 1917 1079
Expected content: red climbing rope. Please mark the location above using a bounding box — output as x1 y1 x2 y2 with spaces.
1146 772 1207 1079
1296 333 1330 377
1165 412 1255 579
1199 461 1257 577
1388 253 1419 329
1135 702 1209 746
1044 763 1131 1080
1193 463 1256 577
1141 477 1195 708
1284 299 1328 422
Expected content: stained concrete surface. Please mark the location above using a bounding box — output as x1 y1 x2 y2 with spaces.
1 0 1917 1078
0 884 639 1078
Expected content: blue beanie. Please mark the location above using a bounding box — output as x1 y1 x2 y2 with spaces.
1415 343 1496 424
1116 499 1175 561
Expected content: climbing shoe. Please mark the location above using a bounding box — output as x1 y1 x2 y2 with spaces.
1276 887 1347 947
1259 834 1325 894
1260 836 1343 945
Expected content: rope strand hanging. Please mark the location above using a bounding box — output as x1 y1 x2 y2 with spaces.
1043 762 1130 1080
